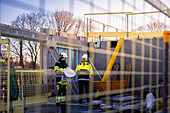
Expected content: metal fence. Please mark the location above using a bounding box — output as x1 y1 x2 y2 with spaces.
1 35 169 112
0 0 170 113
0 63 8 112
0 67 52 112
14 69 51 104
62 31 170 113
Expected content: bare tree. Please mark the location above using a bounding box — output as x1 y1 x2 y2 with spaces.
53 10 85 35
11 12 47 69
54 10 75 33
146 21 170 32
46 13 57 29
132 21 170 32
24 41 39 69
10 11 89 68
10 39 21 58
1 39 22 65
12 13 47 31
74 18 83 35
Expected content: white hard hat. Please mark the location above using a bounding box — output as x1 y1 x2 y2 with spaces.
82 54 88 59
60 52 68 58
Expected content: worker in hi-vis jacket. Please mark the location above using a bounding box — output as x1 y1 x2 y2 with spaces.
75 54 93 103
54 52 68 113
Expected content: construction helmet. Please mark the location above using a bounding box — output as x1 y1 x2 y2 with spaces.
82 54 88 59
60 52 68 58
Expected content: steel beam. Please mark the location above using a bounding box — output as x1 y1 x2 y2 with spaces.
84 32 130 37
84 12 132 15
84 31 163 38
129 31 164 38
146 0 170 17
0 24 46 42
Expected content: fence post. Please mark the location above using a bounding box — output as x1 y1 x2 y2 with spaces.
7 41 10 113
163 31 169 113
24 74 26 112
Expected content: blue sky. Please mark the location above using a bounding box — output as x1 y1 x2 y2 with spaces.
0 0 169 27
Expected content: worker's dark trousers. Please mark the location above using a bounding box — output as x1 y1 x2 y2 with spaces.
62 85 67 96
60 102 67 113
78 80 89 103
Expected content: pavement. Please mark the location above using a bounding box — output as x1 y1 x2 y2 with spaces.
24 96 104 113
13 95 164 113
25 103 105 113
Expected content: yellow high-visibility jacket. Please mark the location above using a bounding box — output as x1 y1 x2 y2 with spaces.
75 61 93 81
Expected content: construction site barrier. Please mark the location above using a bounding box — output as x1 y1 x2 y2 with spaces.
0 68 53 112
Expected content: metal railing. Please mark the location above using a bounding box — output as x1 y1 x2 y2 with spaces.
0 68 53 112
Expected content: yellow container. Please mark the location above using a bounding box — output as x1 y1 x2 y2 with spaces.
93 80 127 93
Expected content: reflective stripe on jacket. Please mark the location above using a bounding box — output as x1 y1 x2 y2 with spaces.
54 61 67 72
75 61 93 81
56 96 66 103
54 61 68 82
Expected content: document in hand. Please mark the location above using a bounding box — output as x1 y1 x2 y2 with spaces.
63 67 75 77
